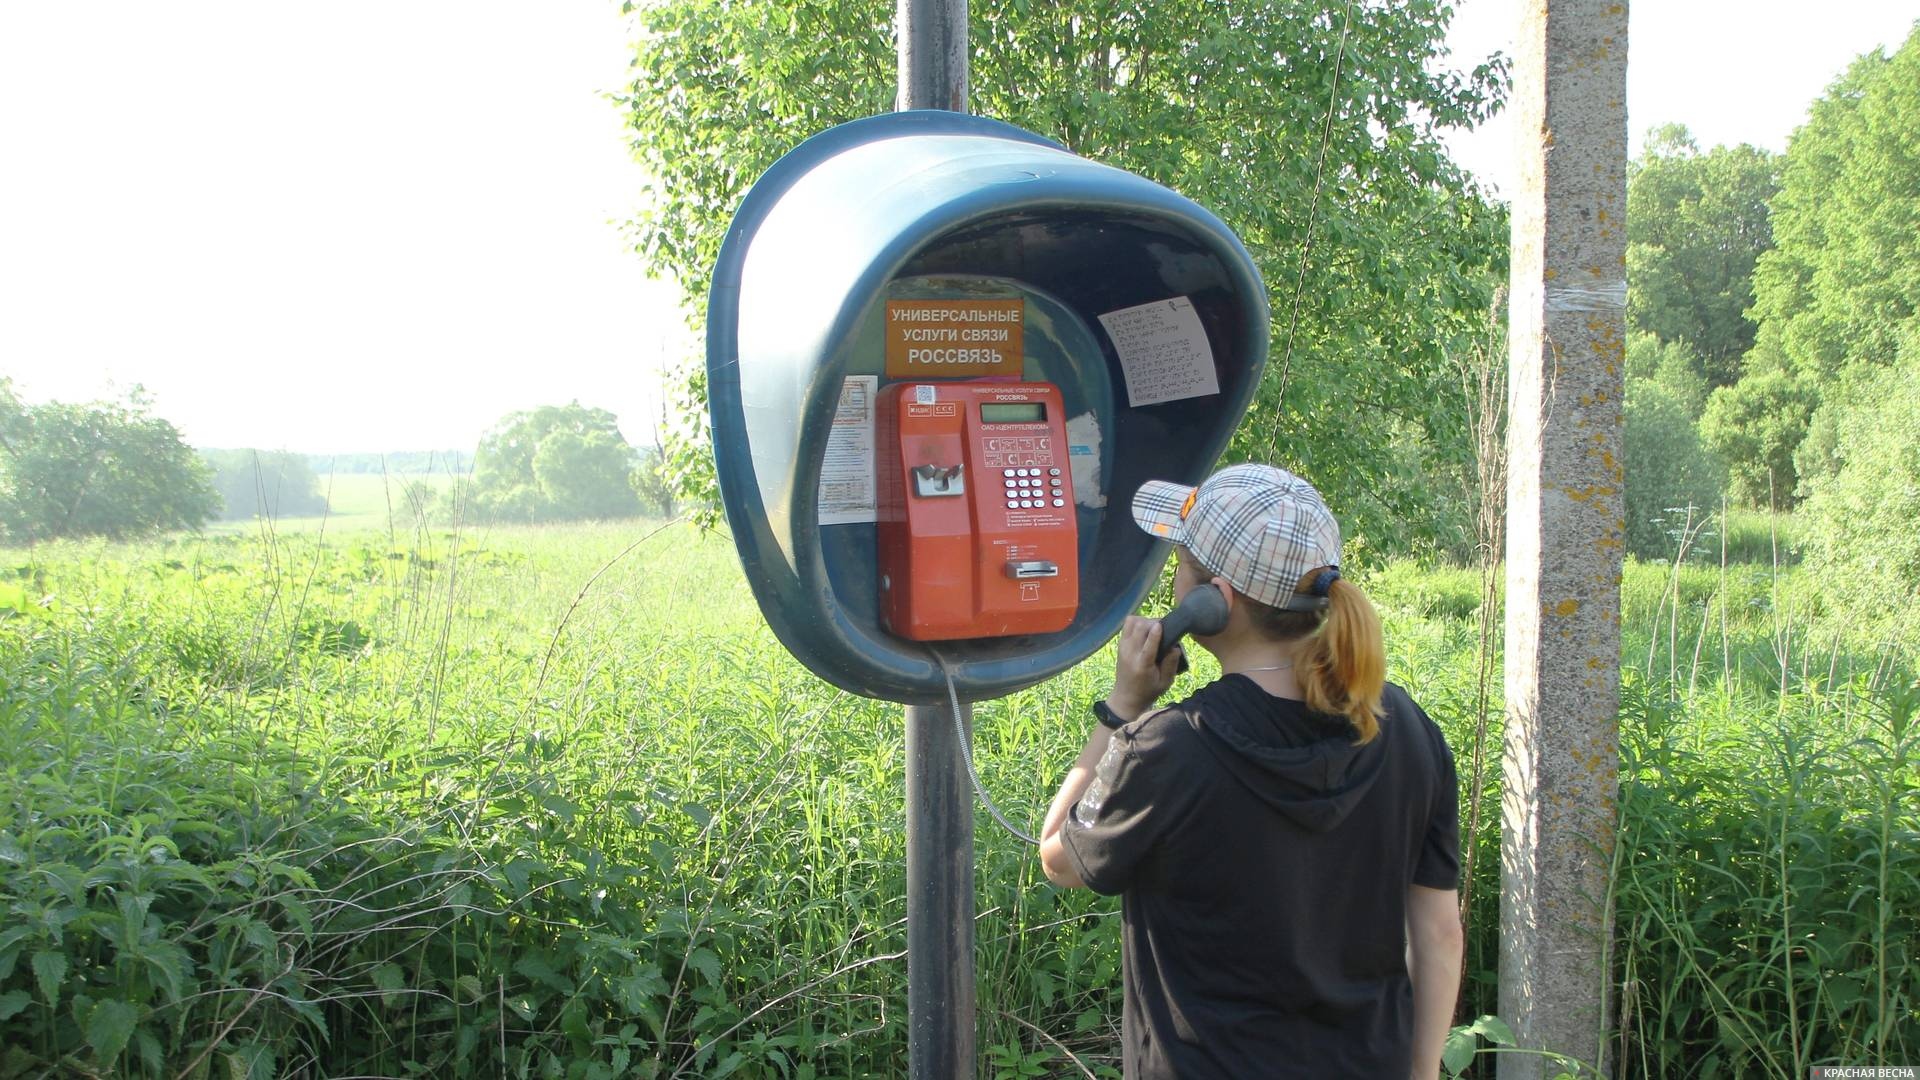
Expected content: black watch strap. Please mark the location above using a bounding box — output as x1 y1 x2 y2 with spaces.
1092 699 1129 730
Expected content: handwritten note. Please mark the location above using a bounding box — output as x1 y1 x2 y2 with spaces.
818 376 878 525
1097 296 1219 407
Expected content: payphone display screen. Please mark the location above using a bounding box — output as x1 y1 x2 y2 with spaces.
979 402 1046 424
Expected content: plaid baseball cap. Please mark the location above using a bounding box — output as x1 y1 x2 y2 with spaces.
1130 463 1342 608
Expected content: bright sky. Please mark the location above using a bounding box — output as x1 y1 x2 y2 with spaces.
2 2 1914 455
1440 0 1919 195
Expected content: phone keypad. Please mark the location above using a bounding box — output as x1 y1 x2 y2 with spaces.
985 424 1067 525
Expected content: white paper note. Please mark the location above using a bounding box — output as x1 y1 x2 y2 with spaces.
1098 296 1220 407
818 375 878 525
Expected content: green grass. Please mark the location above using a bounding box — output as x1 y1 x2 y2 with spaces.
203 473 461 536
0 519 1913 1077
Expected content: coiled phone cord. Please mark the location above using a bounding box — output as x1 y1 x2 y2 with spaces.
927 647 1042 847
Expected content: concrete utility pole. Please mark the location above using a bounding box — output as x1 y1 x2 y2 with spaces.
1501 1 1627 1077
897 8 973 1080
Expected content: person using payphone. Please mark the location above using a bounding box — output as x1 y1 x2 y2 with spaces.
1037 464 1463 1080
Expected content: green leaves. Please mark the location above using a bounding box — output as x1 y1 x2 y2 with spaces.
1442 1013 1515 1077
1627 129 1780 384
30 949 66 1008
465 403 659 524
686 946 722 987
0 379 220 543
85 998 139 1064
8 501 1915 1075
620 0 1508 550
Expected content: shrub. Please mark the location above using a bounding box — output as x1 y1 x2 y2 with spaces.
1799 353 1920 648
200 449 329 521
1720 507 1801 567
1625 376 1726 560
1699 368 1818 507
1625 333 1710 418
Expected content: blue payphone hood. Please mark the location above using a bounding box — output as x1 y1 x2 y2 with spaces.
708 111 1268 704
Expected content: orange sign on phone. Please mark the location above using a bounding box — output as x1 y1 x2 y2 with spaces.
883 300 1024 378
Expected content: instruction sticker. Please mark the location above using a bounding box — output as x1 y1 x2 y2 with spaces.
1065 411 1106 508
818 375 878 525
885 300 1024 378
1098 296 1219 407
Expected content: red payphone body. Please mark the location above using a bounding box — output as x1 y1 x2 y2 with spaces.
877 381 1080 640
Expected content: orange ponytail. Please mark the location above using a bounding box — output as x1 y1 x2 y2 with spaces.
1294 575 1386 743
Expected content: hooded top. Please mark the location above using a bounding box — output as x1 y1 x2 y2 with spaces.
1059 675 1459 1080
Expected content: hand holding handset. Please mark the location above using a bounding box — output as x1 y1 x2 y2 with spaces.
1153 583 1229 672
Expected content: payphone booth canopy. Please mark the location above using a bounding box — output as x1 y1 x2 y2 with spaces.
709 111 1268 705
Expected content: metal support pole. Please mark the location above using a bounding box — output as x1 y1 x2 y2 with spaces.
896 0 968 113
905 702 975 1079
898 5 972 1078
1500 1 1627 1076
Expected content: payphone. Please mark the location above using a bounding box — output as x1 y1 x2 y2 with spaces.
707 109 1268 703
878 380 1078 640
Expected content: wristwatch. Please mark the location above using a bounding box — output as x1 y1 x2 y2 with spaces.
1092 699 1129 731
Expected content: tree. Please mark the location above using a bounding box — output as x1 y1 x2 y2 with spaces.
619 0 1509 553
0 380 218 542
467 404 646 523
1697 368 1816 507
1704 26 1920 507
201 449 329 521
1799 337 1920 646
1626 125 1779 386
1626 333 1710 419
1747 29 1920 387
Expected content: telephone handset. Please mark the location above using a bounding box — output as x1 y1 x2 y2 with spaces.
1154 583 1229 671
877 381 1079 641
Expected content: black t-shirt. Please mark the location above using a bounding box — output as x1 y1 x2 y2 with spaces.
1059 676 1459 1079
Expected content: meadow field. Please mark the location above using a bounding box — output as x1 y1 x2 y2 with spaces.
0 511 1914 1078
201 474 462 538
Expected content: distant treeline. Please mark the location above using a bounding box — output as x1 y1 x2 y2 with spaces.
307 451 473 476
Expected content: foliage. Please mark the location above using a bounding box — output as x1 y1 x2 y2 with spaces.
1747 27 1920 387
1625 125 1779 387
1623 376 1725 560
1613 674 1920 1077
1698 368 1817 507
305 450 473 476
618 0 1510 552
467 403 652 523
1799 349 1920 648
1720 27 1920 504
0 517 1913 1075
201 449 329 521
0 381 217 543
1718 507 1801 568
1625 332 1709 420
630 446 676 518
